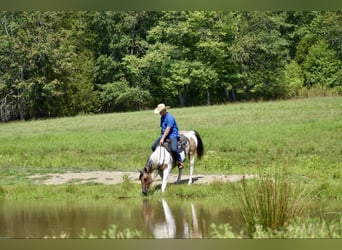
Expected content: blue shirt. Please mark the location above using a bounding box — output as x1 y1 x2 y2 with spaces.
160 112 179 139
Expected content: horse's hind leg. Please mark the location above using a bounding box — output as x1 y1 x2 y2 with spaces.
175 168 182 184
188 156 195 185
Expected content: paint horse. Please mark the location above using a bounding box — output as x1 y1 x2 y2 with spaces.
139 130 204 195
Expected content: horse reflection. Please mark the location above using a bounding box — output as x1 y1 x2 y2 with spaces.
141 199 202 238
154 199 176 238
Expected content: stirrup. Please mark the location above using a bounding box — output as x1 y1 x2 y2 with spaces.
177 162 184 169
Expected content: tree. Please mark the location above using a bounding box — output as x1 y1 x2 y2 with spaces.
229 12 290 100
98 80 151 112
302 40 342 88
0 11 98 121
282 60 304 97
161 60 191 106
1 11 341 122
188 61 218 105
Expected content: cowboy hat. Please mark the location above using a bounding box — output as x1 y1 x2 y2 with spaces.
153 103 170 114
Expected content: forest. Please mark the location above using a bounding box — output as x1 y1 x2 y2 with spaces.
0 11 341 122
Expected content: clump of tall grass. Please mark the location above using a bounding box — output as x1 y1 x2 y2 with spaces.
233 167 308 237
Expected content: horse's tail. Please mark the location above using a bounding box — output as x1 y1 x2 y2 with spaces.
193 130 204 160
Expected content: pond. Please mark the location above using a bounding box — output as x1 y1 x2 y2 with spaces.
0 198 340 238
0 198 241 238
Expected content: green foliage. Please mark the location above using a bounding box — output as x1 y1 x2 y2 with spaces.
46 224 143 239
0 185 5 198
210 217 342 238
79 224 143 239
210 223 236 238
65 183 79 194
94 55 123 85
228 12 291 100
0 11 98 121
302 40 342 88
1 11 341 122
99 80 151 112
162 60 191 100
282 60 304 97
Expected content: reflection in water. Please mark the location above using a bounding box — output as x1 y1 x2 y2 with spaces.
0 198 245 238
153 199 176 238
190 203 201 238
142 199 203 238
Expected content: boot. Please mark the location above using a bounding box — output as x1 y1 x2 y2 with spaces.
177 161 184 169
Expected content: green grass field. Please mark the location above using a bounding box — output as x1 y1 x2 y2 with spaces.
1 96 341 238
0 97 341 199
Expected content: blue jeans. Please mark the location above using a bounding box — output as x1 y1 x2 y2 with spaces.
151 136 182 163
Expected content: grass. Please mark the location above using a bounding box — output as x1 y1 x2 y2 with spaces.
0 96 341 200
210 216 342 238
43 224 143 239
1 97 341 239
78 224 143 239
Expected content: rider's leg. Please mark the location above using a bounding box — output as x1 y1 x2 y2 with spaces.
170 137 183 169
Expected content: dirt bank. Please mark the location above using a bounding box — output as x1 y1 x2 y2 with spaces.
29 171 257 185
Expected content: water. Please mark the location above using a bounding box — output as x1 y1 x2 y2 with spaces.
0 199 340 238
0 199 241 238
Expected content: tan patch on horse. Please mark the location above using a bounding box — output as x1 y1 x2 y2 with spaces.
159 163 168 171
188 137 196 160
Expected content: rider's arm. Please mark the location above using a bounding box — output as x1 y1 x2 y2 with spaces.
160 127 171 144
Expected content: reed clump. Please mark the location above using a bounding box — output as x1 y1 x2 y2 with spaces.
234 168 308 237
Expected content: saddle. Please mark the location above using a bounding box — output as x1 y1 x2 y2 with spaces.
163 135 189 158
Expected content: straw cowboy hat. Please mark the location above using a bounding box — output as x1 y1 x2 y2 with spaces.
154 103 170 114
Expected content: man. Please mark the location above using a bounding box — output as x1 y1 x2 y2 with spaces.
151 103 184 169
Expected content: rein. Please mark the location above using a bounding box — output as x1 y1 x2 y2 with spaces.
158 145 166 170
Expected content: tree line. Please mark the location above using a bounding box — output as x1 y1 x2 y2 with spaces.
0 11 341 122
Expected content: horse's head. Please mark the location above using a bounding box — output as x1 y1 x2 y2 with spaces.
139 167 153 195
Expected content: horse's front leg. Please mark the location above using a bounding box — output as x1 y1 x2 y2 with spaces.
161 165 171 192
